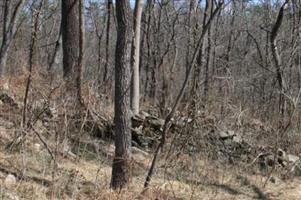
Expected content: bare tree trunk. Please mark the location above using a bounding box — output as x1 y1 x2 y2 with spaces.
219 1 236 117
90 5 105 87
0 0 26 77
149 1 162 102
191 0 209 109
203 0 213 102
97 30 104 86
186 0 197 74
23 0 43 127
131 0 143 115
158 9 178 115
111 0 133 190
103 0 112 84
143 0 154 102
77 0 84 103
270 0 288 120
211 9 221 85
43 0 61 72
0 0 9 74
61 0 83 110
0 50 8 76
48 27 62 72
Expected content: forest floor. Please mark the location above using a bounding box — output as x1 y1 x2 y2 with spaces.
1 131 301 200
0 75 301 199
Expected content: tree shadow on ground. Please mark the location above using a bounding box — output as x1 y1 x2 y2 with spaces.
183 176 269 200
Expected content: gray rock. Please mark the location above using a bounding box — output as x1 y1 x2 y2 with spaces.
33 143 41 152
219 131 228 139
132 126 143 135
227 130 235 137
6 193 20 200
4 174 16 187
140 111 150 118
176 117 193 127
147 117 165 130
233 135 243 143
219 130 235 139
287 154 299 163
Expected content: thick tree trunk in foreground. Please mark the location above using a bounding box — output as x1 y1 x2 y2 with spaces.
61 0 83 109
111 0 133 190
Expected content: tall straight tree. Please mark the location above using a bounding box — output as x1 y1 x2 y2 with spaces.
61 0 83 109
103 0 113 84
111 0 133 190
203 0 214 102
0 0 26 77
131 0 143 115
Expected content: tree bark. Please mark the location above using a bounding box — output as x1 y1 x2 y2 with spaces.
23 0 43 127
143 0 154 102
48 28 62 72
130 0 143 115
61 0 83 110
186 0 197 75
78 0 84 103
270 0 288 119
190 0 209 109
203 0 213 102
0 0 26 77
111 0 133 190
104 0 113 84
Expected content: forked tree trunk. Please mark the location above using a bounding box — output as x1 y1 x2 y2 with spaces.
270 0 288 120
111 0 133 190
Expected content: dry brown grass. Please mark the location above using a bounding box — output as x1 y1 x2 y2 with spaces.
1 131 301 200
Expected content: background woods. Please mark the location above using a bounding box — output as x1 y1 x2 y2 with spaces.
1 0 300 121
